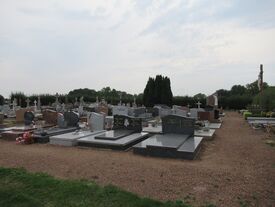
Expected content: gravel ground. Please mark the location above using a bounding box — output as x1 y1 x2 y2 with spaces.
0 112 274 206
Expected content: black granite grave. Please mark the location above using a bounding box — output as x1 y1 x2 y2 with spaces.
24 111 34 125
133 114 203 160
77 115 149 150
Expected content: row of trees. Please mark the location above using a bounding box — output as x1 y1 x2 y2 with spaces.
4 88 143 107
1 76 273 111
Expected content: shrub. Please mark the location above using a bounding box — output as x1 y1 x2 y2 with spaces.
243 112 252 120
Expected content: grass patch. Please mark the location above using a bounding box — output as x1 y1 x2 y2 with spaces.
0 167 191 207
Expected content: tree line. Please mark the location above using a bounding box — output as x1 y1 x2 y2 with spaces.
1 76 274 111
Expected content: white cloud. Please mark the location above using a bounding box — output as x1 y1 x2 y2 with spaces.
0 0 274 98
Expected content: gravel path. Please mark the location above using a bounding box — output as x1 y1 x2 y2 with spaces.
0 112 274 206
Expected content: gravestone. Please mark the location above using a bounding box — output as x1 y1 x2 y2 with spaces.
16 108 33 123
24 111 35 125
198 111 215 122
154 105 172 117
128 107 146 117
87 112 105 131
43 109 58 125
162 115 195 136
25 98 30 108
1 105 10 115
190 108 205 119
113 115 142 132
112 105 129 116
57 113 66 128
95 105 109 115
206 93 218 108
64 111 79 127
133 114 202 160
172 105 187 116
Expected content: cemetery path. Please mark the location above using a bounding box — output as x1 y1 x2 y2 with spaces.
0 111 274 207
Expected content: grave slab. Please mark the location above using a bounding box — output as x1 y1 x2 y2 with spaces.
32 127 79 143
133 114 202 159
194 129 215 140
50 130 106 146
77 132 149 150
208 123 222 129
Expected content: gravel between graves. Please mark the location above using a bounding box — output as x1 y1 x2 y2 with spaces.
0 112 274 206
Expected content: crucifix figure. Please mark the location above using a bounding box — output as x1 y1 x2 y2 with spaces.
196 101 201 109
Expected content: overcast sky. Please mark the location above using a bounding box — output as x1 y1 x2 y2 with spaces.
1 0 275 98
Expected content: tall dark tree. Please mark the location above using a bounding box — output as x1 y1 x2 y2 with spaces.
0 94 4 105
143 75 173 107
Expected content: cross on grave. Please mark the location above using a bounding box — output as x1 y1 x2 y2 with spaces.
187 104 190 108
26 98 30 108
55 93 59 104
34 100 37 110
196 101 202 109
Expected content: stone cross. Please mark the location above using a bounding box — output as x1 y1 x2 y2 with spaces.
187 104 190 108
26 98 30 108
196 101 201 109
34 100 37 108
55 93 59 105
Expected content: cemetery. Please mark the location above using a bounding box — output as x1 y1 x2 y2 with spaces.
0 90 225 158
0 72 274 206
1 1 275 205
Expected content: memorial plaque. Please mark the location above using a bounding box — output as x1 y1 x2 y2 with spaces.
113 115 142 132
162 115 195 136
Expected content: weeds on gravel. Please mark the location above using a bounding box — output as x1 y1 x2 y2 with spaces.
265 139 275 147
0 167 191 207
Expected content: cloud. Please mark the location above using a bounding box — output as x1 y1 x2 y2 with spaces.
0 0 274 98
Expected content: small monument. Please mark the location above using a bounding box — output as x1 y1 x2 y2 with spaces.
34 100 37 110
196 101 202 109
26 98 30 108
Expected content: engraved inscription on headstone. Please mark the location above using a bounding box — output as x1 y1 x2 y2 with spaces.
113 115 142 132
162 115 195 136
